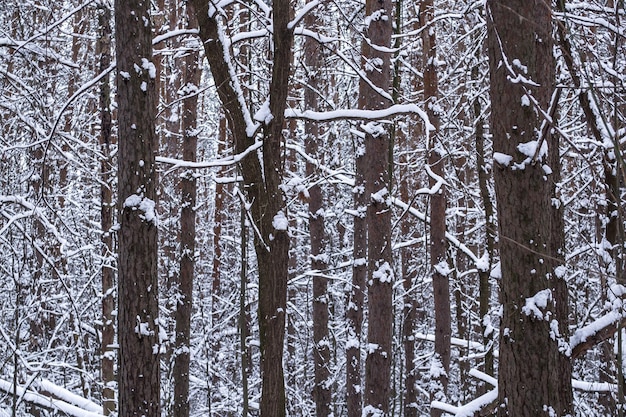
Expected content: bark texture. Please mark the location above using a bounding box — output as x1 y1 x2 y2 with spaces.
97 3 115 415
420 0 450 413
360 0 394 415
172 6 201 417
189 3 293 416
487 0 572 415
304 7 332 417
115 0 161 415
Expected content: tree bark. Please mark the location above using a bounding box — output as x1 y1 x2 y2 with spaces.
172 5 201 417
189 3 294 416
420 1 450 414
360 0 394 415
486 0 572 415
96 3 115 415
304 7 331 416
114 0 161 415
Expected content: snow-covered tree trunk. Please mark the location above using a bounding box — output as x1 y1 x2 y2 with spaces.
172 5 201 417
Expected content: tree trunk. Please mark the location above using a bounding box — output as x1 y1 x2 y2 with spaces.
190 3 294 416
420 1 450 413
172 5 201 417
114 0 161 414
304 7 331 415
486 0 572 414
361 0 394 415
96 3 115 415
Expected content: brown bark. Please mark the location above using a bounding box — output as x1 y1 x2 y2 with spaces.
172 5 201 417
473 33 496 380
304 7 331 416
360 0 394 415
420 1 450 413
486 0 572 415
189 3 294 416
96 3 115 415
115 0 161 415
347 153 366 417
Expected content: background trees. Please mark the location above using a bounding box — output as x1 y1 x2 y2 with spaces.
0 1 625 416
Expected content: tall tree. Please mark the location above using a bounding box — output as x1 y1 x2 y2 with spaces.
115 0 161 415
96 3 115 415
189 2 294 416
304 5 331 416
172 5 201 417
420 0 450 413
361 0 394 415
486 0 572 415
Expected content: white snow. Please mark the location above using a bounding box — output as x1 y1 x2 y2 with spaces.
475 253 490 272
370 187 389 204
493 152 513 167
372 261 393 283
570 310 622 349
517 139 548 161
360 121 386 137
521 288 552 320
253 99 274 125
141 57 156 79
123 194 158 226
434 260 453 277
272 211 288 231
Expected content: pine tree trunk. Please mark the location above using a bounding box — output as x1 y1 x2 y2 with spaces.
361 0 394 415
486 1 572 414
114 0 161 415
304 7 331 415
420 1 450 413
172 5 201 417
97 3 115 415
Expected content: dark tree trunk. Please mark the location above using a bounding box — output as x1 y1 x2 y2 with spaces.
172 6 201 417
97 3 115 415
304 7 331 416
486 0 572 415
115 0 161 415
360 0 394 415
190 3 294 416
420 1 450 413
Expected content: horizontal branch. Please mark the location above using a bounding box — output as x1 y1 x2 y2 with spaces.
285 103 433 130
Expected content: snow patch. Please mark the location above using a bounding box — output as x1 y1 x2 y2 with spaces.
372 261 393 283
522 289 552 320
493 152 513 167
141 57 156 79
272 211 288 231
123 194 158 226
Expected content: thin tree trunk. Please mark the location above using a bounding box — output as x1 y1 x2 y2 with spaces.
304 6 331 415
172 5 201 417
115 0 161 414
420 1 450 413
96 3 115 415
361 0 394 415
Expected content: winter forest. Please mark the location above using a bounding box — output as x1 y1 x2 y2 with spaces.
0 0 625 416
